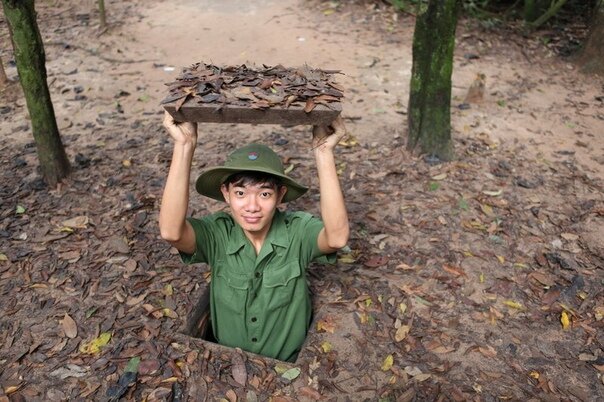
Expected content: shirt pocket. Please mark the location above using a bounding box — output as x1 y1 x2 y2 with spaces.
262 262 302 311
214 266 251 314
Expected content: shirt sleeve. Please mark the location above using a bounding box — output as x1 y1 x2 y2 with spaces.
178 215 218 265
297 212 337 265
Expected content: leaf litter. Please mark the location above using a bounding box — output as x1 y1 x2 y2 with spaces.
0 1 603 401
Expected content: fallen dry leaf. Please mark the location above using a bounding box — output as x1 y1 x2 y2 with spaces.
503 300 524 310
126 292 148 306
381 354 394 371
425 340 455 354
394 325 410 342
478 345 497 358
561 311 570 330
226 389 237 402
364 255 389 268
61 215 89 229
139 360 161 376
61 313 78 339
442 264 467 277
231 352 247 386
298 386 322 400
320 341 332 353
317 317 336 333
162 308 178 319
79 332 111 355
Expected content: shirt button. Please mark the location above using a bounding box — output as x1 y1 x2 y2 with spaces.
251 317 257 322
255 272 261 278
252 337 257 342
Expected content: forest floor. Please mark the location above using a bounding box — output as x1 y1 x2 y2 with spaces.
1 0 604 401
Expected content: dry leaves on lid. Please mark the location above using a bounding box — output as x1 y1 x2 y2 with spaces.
161 62 343 112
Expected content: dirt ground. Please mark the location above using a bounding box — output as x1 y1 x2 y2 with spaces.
1 0 604 401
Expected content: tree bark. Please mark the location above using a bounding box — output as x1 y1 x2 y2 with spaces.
0 54 8 87
578 1 604 75
407 0 459 161
2 0 70 186
98 0 107 29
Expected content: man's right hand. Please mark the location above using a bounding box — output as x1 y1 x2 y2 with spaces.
312 116 346 152
163 111 198 146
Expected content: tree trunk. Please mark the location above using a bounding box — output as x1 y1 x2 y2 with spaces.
407 0 459 161
578 1 604 75
0 54 8 87
2 0 70 186
98 0 107 29
523 0 549 22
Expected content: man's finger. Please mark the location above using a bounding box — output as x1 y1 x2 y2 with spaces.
163 111 176 128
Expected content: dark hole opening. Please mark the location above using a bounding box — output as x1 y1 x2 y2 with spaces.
182 288 216 342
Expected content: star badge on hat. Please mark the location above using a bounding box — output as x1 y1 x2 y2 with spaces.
248 152 259 160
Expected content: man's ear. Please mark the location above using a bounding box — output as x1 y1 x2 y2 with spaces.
220 184 230 203
278 186 288 203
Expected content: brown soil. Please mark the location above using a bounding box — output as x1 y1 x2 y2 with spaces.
1 0 603 401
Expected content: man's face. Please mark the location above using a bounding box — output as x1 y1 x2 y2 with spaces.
221 182 287 238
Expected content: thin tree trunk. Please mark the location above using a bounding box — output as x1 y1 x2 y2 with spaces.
2 0 71 186
527 0 568 29
0 54 8 87
407 0 459 161
98 0 107 29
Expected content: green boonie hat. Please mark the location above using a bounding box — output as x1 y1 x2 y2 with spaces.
195 143 308 203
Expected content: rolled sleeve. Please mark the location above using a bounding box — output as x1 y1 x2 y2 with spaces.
178 217 214 265
297 213 337 265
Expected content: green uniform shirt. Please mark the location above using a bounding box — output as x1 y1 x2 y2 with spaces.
181 210 335 361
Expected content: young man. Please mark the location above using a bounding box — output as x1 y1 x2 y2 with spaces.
159 112 349 362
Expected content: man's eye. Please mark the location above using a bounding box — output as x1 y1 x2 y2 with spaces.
261 192 272 198
235 191 244 196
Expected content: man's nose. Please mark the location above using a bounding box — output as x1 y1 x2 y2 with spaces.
245 195 260 211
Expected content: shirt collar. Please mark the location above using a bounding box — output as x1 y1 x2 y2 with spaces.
226 210 290 255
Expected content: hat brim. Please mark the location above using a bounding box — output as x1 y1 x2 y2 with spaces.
195 166 308 203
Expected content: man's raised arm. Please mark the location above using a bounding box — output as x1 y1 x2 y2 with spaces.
158 112 198 254
313 116 350 253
